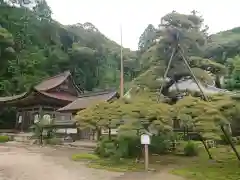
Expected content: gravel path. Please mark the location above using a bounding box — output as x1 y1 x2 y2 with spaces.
0 144 185 180
0 146 121 180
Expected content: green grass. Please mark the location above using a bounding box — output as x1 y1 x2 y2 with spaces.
0 135 10 143
87 159 144 172
71 153 144 172
71 145 240 179
171 145 240 180
71 153 100 161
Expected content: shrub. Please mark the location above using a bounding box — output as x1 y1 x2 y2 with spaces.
95 134 175 159
150 135 171 154
236 136 240 145
95 137 117 158
219 134 229 145
184 141 199 156
45 137 62 145
95 135 142 160
0 135 9 143
117 136 141 158
71 153 99 161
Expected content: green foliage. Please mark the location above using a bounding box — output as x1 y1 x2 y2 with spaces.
95 138 117 158
173 145 240 180
76 97 173 137
159 11 207 57
134 11 227 96
117 135 141 158
95 134 173 160
0 135 9 142
0 2 138 96
138 24 157 52
174 96 224 139
71 153 100 161
150 135 172 154
205 27 240 62
225 55 240 90
184 141 199 156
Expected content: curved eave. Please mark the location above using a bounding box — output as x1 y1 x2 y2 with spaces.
0 88 34 104
0 87 75 106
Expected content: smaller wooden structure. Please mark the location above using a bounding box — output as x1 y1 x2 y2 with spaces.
57 90 119 114
57 90 120 139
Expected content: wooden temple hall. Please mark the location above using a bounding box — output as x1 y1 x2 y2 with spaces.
0 71 119 136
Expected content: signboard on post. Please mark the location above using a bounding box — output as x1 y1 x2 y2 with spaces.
141 134 150 145
140 134 150 171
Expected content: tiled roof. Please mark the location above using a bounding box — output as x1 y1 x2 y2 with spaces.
0 71 80 103
35 71 71 91
57 90 119 112
40 92 78 102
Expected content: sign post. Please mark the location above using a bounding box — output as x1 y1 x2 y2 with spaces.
141 134 150 171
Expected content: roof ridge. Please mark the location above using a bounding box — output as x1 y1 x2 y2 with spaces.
34 71 72 91
79 89 116 98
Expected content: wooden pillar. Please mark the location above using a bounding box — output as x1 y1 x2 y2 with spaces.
15 111 19 130
20 111 24 132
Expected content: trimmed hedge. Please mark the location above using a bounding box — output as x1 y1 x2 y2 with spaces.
0 135 10 143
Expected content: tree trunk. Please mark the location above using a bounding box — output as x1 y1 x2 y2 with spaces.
108 127 111 140
92 130 96 140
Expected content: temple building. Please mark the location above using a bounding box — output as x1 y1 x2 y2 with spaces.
0 71 119 135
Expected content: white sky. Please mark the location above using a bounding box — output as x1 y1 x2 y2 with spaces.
47 0 240 50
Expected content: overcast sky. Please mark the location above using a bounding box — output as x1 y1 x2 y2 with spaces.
47 0 240 50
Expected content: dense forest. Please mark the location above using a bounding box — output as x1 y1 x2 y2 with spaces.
0 0 240 97
0 0 139 96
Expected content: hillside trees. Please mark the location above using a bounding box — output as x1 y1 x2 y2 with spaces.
204 27 240 63
0 1 138 95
